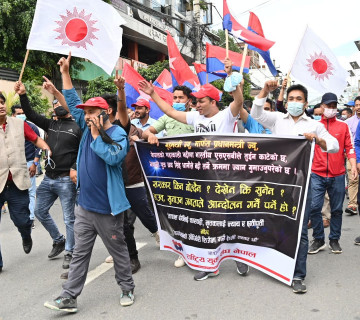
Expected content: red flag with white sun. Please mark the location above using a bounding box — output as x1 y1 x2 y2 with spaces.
291 27 348 96
27 0 126 75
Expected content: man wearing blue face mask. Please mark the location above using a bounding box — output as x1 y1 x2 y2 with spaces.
142 85 194 143
312 104 323 121
251 81 340 294
11 105 41 228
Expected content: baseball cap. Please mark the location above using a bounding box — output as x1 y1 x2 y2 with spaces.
76 97 109 110
131 99 151 109
321 93 338 105
191 84 221 102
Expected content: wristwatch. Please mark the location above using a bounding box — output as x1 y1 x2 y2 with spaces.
33 161 39 166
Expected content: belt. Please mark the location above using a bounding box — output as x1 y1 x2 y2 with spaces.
46 171 70 179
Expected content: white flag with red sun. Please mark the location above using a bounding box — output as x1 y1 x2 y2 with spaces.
291 27 348 96
27 0 126 75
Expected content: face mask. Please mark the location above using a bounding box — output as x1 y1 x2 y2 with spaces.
313 115 321 121
173 103 186 111
16 114 26 121
287 102 304 117
323 108 337 119
341 115 348 120
54 106 69 117
224 72 243 92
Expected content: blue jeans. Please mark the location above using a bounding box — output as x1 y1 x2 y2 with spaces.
309 173 345 241
27 161 37 220
35 175 76 252
293 186 311 280
0 182 32 268
125 186 158 234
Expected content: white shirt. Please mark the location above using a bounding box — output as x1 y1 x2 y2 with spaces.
250 97 339 153
186 107 237 134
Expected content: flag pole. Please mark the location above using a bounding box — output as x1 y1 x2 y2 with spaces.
19 50 30 82
206 72 209 84
240 44 248 74
286 25 308 85
225 29 229 58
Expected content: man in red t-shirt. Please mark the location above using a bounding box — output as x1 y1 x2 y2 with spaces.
0 92 50 273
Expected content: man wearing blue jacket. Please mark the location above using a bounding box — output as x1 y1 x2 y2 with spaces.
44 56 134 313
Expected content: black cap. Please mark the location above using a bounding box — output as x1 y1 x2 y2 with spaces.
321 92 338 105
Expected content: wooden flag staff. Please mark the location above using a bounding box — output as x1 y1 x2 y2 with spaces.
240 44 248 74
19 50 30 82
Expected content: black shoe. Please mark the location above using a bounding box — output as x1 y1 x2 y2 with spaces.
23 237 33 254
48 239 65 259
60 272 69 280
44 296 77 313
308 239 326 254
236 261 249 275
130 258 141 274
345 206 357 215
354 236 360 245
292 279 307 293
194 270 219 281
329 239 342 254
62 253 72 269
0 266 2 273
31 220 35 229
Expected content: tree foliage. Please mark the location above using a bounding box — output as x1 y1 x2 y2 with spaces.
138 60 170 82
23 81 51 116
82 76 117 102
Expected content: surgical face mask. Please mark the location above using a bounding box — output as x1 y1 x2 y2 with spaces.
16 114 26 121
287 102 304 117
341 115 348 120
313 115 321 121
224 72 243 92
323 108 337 119
173 102 186 111
54 106 69 117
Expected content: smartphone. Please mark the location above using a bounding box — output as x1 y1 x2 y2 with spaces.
98 111 109 123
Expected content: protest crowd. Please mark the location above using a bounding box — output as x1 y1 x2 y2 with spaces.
1 0 360 315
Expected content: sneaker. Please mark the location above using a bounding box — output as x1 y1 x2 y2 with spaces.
354 236 360 245
345 206 357 215
153 231 160 247
48 238 65 259
105 255 113 263
292 279 307 293
130 258 141 274
44 296 77 313
60 272 68 280
329 239 342 254
174 255 185 268
308 239 326 254
236 261 249 275
194 269 219 281
120 290 135 306
62 253 72 269
31 220 35 229
23 237 33 254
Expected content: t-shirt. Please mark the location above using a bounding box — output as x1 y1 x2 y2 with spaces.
186 107 237 133
152 114 194 136
244 114 271 134
78 126 117 215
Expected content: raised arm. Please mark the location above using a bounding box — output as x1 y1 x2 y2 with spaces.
229 81 244 117
114 71 130 129
138 80 187 124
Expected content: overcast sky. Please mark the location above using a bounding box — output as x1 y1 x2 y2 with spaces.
210 0 360 101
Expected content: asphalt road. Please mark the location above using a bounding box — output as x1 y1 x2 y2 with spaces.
1 182 360 320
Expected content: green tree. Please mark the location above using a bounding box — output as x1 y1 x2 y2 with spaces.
23 81 51 115
82 76 117 101
3 91 20 115
138 60 169 82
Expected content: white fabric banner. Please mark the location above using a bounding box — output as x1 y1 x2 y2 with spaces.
292 27 348 96
27 0 126 75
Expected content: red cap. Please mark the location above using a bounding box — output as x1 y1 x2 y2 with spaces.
131 99 151 109
191 84 221 102
76 97 109 110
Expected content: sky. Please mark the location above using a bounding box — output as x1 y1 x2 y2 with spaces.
210 0 360 101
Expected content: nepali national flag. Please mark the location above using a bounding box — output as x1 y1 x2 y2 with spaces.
223 0 274 52
206 43 251 78
247 12 277 76
193 63 222 85
153 69 173 92
167 32 201 91
122 63 173 120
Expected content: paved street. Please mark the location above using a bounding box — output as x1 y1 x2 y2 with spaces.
1 181 360 320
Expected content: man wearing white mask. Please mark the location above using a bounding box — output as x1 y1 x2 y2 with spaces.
307 93 356 256
251 82 339 294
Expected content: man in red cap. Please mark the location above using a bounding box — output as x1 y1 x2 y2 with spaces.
44 56 135 312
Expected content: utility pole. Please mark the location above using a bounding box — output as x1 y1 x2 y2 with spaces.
193 0 202 63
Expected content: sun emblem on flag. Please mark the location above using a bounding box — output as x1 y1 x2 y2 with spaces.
54 7 99 49
306 52 334 81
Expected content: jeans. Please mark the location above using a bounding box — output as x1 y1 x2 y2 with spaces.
35 175 76 252
27 161 37 220
293 185 311 281
0 182 32 268
309 173 345 241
